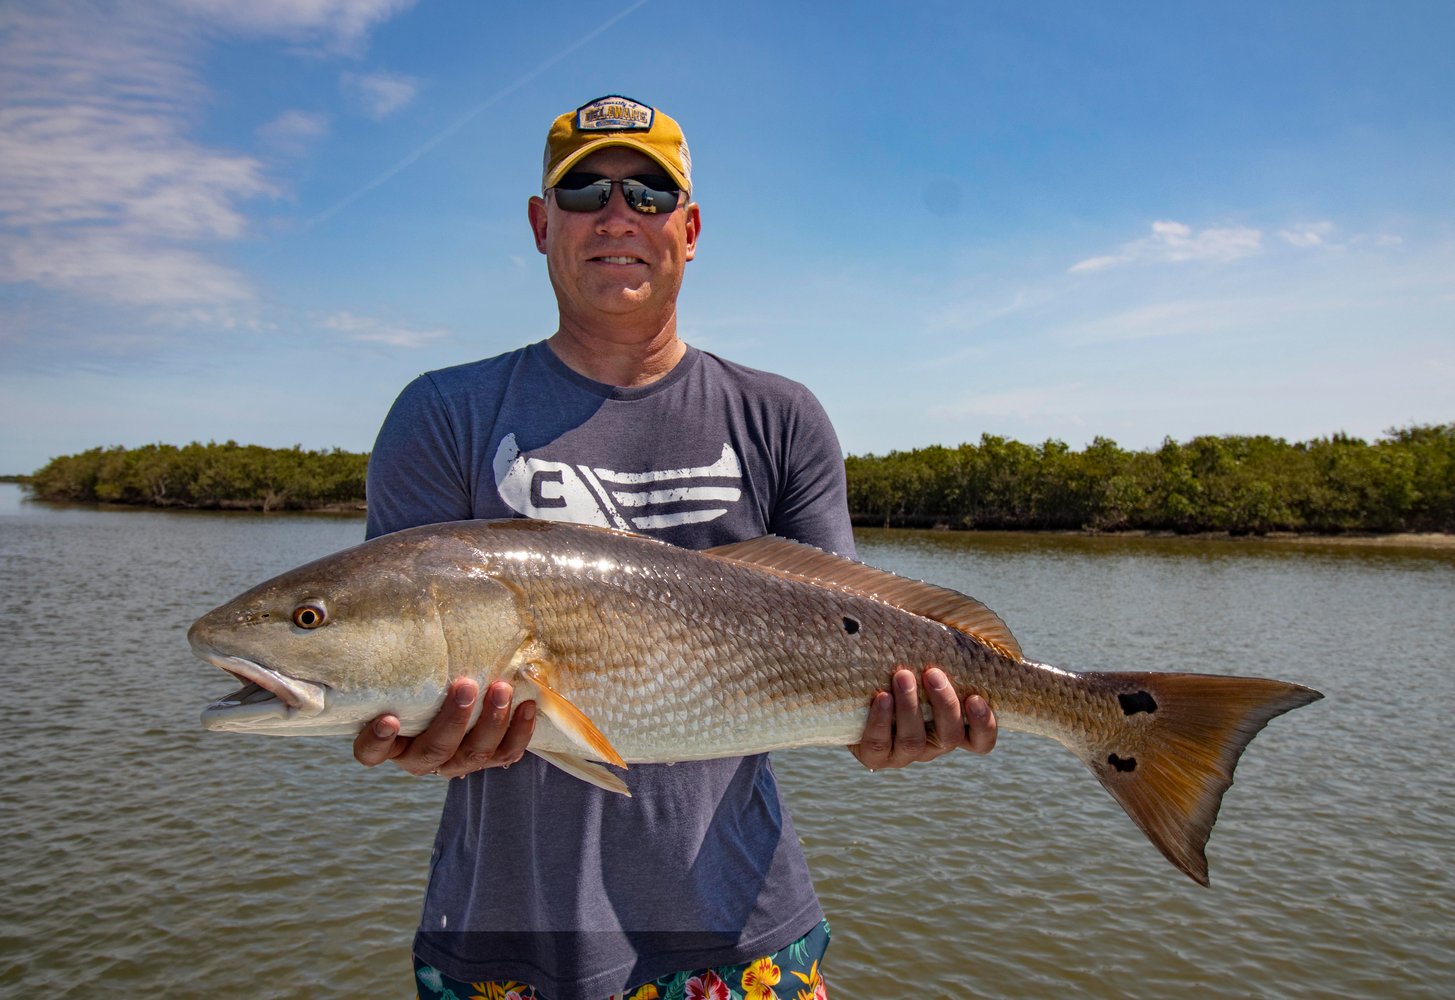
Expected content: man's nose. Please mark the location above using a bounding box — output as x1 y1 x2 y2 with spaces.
595 184 638 232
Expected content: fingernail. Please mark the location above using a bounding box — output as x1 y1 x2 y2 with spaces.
925 668 949 691
873 692 891 713
454 682 477 708
373 720 394 739
895 671 916 694
490 683 511 709
519 702 536 722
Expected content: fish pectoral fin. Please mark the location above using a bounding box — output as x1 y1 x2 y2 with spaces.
520 662 627 769
531 749 631 796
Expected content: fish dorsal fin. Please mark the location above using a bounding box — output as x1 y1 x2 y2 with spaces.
706 536 1023 660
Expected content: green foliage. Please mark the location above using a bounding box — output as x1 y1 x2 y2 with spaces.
27 425 1455 531
27 442 369 511
845 424 1455 535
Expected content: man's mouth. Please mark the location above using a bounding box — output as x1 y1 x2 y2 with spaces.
593 255 646 265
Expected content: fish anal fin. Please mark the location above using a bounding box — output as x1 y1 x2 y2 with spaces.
532 749 631 796
707 535 1023 659
520 662 627 769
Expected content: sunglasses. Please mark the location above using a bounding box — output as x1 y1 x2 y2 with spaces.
551 172 683 214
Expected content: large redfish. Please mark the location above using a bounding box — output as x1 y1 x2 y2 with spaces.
188 519 1322 885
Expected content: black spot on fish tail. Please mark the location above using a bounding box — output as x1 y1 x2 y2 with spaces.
1118 690 1158 716
842 616 861 635
1108 753 1137 773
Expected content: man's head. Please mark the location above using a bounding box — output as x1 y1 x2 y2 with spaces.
529 97 700 337
541 95 691 195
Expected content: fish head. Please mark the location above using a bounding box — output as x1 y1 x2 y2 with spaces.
189 528 525 736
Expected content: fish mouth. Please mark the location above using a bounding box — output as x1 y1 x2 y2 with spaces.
198 652 329 730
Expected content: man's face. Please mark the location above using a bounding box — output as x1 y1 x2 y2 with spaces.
528 147 700 331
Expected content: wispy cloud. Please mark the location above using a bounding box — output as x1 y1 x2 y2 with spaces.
257 110 330 154
856 214 1452 456
304 0 651 228
176 0 418 55
1277 221 1336 248
320 311 447 348
0 1 415 317
1070 220 1263 273
931 383 1089 423
0 4 274 307
1054 298 1234 345
342 71 420 119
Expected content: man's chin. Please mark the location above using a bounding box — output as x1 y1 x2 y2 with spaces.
587 285 657 312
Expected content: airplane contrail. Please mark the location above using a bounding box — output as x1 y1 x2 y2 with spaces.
305 0 651 229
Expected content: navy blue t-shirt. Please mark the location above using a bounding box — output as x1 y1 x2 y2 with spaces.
365 341 854 999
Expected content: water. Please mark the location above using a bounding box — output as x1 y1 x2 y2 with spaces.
1 483 1451 998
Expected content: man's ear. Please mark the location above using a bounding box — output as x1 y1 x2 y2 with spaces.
683 202 701 262
528 196 548 254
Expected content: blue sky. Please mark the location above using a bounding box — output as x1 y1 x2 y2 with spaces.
2 0 1451 475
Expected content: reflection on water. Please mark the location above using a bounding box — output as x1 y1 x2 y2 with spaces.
1 486 1451 998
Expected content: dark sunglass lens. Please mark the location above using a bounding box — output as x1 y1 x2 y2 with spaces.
620 177 680 214
552 186 605 212
552 173 680 213
553 179 611 212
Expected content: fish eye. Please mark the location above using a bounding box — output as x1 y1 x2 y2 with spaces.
292 604 327 629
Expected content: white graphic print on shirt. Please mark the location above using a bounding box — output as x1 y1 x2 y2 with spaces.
492 433 744 531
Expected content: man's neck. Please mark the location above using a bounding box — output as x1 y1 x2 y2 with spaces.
546 320 687 388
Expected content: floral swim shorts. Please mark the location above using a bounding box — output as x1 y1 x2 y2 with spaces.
414 918 831 1000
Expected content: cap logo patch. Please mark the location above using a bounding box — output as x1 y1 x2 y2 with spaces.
576 95 654 131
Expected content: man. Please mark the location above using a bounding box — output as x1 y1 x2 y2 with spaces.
353 95 996 1000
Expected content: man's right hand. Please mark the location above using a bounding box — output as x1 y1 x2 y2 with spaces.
352 678 536 779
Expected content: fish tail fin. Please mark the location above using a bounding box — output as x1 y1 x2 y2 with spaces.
1072 672 1322 886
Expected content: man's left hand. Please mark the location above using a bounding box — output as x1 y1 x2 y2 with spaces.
849 666 997 770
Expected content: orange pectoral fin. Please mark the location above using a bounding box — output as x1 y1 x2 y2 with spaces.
520 662 627 769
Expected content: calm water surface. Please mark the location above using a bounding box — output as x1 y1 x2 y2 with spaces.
1 483 1451 998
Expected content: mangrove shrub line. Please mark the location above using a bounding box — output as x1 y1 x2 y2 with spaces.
28 442 368 511
846 424 1455 534
26 425 1455 532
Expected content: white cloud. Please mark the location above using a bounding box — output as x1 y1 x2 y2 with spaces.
7 232 252 307
1070 219 1264 272
1278 221 1336 248
150 305 274 333
0 4 273 306
257 110 330 153
342 71 421 119
0 1 413 315
320 311 448 348
176 0 418 55
1067 254 1123 274
1055 298 1232 345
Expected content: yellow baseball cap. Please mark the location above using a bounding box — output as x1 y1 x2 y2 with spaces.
542 95 692 195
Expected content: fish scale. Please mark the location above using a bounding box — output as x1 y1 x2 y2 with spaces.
189 517 1322 885
500 539 959 753
493 528 1038 754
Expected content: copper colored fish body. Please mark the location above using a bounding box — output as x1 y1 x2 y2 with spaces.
188 519 1322 885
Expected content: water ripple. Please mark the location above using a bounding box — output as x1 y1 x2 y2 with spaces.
1 493 1451 997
